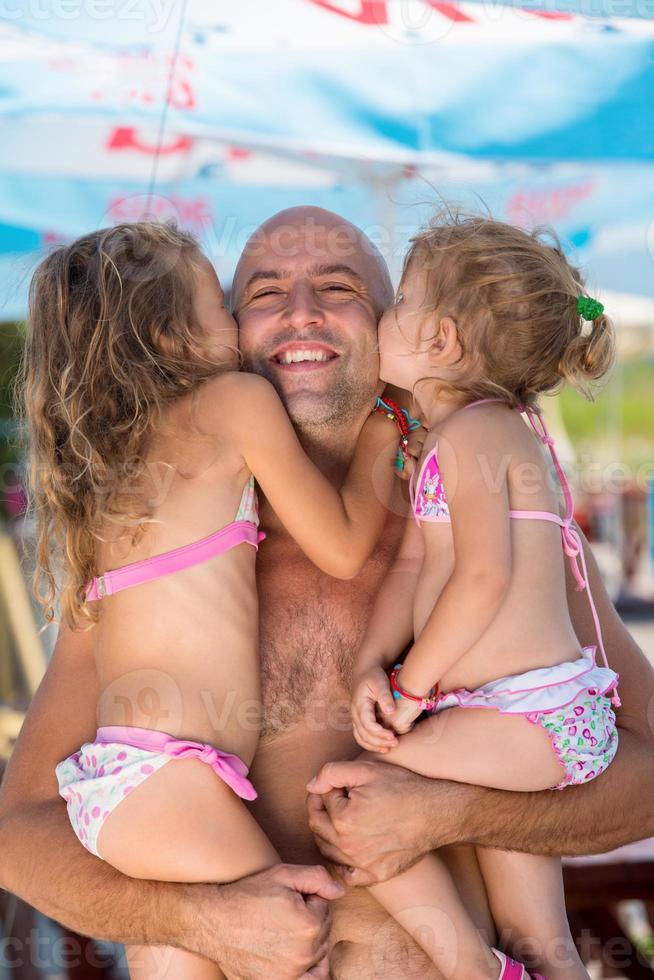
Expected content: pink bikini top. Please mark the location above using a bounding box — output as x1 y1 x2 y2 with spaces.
410 398 618 697
85 474 265 602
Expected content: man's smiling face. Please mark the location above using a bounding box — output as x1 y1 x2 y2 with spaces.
231 207 393 427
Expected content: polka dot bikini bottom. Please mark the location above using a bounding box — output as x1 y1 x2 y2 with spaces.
55 725 256 858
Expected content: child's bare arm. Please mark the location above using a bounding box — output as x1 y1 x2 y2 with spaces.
351 517 424 752
398 411 512 696
356 515 424 675
220 373 398 579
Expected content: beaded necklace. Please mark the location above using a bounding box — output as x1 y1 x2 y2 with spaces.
373 396 422 472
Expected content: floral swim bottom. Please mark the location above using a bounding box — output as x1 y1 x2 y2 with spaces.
431 646 620 790
525 687 618 789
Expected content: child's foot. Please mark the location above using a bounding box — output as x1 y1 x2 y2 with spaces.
492 949 547 979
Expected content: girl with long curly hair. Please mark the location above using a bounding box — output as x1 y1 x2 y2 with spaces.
20 219 399 980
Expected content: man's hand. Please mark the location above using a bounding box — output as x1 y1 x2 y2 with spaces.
351 667 398 753
306 760 454 886
201 863 344 979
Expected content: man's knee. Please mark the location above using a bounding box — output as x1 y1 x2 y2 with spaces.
330 937 442 979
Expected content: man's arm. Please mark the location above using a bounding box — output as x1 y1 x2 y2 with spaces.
0 625 342 978
307 527 654 884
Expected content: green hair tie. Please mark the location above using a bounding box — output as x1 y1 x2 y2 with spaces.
576 295 604 321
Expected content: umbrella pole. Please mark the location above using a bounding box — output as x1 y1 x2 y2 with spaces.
372 174 403 288
609 359 626 597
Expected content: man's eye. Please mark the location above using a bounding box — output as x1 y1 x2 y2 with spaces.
322 283 353 292
252 288 282 299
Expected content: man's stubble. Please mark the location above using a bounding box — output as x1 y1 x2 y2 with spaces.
242 348 379 431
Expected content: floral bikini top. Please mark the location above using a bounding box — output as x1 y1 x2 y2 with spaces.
408 397 619 702
411 399 564 527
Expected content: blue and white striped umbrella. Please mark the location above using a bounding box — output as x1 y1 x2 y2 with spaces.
1 0 654 319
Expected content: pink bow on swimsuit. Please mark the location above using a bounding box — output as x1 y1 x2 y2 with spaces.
161 738 258 801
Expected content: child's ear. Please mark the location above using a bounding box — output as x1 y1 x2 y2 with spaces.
428 316 461 365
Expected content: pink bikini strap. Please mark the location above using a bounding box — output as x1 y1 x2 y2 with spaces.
462 397 505 410
86 521 265 601
522 407 619 703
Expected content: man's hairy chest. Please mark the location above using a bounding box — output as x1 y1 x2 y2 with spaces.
256 523 402 736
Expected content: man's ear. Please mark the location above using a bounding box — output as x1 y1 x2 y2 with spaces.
427 316 461 365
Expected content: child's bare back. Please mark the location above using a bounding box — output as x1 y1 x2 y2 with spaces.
22 220 404 980
415 402 583 694
94 374 264 760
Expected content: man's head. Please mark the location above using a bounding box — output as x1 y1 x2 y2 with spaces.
231 207 393 429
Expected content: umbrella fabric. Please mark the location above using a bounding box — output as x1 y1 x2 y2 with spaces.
1 0 654 319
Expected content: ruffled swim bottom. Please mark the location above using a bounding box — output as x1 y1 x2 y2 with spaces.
431 646 619 789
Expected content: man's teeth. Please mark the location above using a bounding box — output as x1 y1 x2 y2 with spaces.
277 349 334 364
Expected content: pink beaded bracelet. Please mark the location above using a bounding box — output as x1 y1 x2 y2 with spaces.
388 663 440 711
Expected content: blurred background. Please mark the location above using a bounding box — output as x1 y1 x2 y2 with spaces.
0 0 653 977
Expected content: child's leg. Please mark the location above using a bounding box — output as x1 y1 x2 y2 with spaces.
369 851 502 980
440 844 496 944
375 706 565 791
96 756 279 980
363 708 570 978
476 849 588 980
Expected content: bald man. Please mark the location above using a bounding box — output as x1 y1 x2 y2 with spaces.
2 208 653 979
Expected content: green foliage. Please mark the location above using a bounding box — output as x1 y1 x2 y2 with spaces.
560 359 654 473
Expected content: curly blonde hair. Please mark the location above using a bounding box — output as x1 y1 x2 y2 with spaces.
402 210 615 409
19 220 233 628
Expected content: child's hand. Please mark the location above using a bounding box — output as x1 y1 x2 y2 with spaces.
351 666 399 753
393 425 426 483
394 453 416 482
387 697 424 735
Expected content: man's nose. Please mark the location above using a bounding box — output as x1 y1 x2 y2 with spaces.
281 282 326 330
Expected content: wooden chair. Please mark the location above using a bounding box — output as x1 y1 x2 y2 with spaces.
565 843 654 978
0 528 47 760
0 530 115 978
